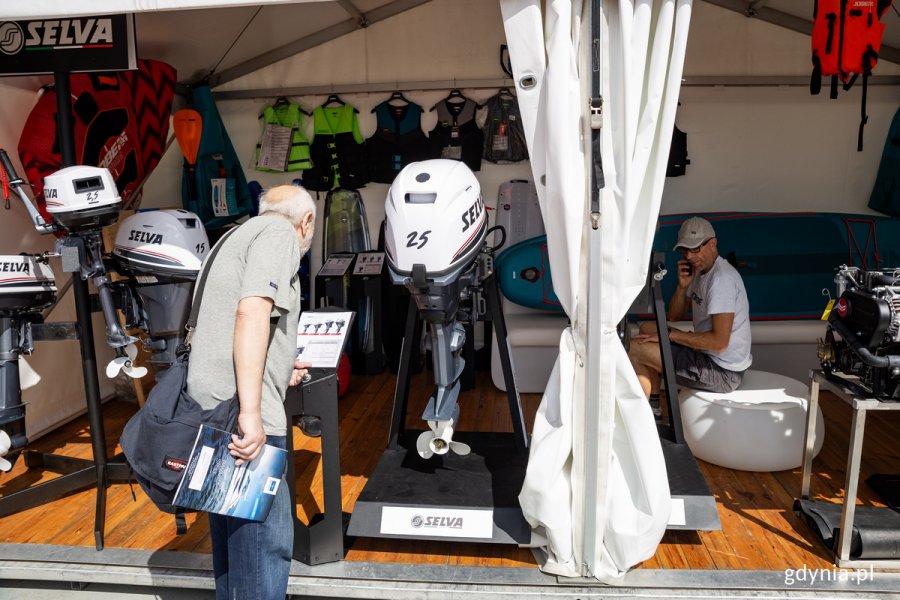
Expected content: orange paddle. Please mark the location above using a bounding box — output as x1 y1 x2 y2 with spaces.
173 109 202 203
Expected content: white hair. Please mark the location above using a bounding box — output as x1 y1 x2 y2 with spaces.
258 184 316 226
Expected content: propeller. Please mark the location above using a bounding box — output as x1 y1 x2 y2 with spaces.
415 418 471 459
0 430 12 472
105 343 148 379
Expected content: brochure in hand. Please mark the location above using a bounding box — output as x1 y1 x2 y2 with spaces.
173 424 287 522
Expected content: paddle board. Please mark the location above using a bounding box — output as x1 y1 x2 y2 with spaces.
495 235 563 312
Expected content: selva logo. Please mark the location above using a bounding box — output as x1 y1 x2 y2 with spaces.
411 514 464 529
128 230 164 245
461 196 484 233
0 262 30 274
25 19 114 48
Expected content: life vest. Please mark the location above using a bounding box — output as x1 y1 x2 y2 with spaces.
428 98 484 172
182 83 253 230
18 59 176 216
868 107 900 217
254 101 312 172
303 103 368 191
482 92 528 164
365 100 431 184
810 0 893 150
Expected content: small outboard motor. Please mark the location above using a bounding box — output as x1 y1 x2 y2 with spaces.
0 255 57 471
384 159 487 458
42 166 121 233
112 210 209 367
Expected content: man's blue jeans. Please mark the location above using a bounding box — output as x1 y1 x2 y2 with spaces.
209 435 293 600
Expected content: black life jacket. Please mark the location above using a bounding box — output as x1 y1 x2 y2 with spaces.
482 92 529 164
810 0 893 150
428 98 484 172
365 100 431 184
304 103 368 191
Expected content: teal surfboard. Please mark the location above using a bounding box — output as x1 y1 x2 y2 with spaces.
496 213 900 320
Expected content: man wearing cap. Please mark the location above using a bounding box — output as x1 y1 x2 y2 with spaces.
629 217 752 403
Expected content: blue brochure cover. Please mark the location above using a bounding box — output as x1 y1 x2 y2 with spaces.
173 425 287 522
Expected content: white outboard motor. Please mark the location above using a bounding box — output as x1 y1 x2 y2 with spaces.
0 255 57 471
112 210 209 367
384 160 487 458
43 166 121 233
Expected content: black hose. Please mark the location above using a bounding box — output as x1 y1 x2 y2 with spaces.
831 318 900 368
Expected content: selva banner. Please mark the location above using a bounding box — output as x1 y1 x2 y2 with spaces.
0 15 136 76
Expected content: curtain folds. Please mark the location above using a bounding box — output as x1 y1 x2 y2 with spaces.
500 0 693 580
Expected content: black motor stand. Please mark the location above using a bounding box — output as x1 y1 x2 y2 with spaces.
0 72 131 550
347 253 531 545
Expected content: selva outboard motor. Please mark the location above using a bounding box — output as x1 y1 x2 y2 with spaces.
0 255 56 471
384 159 487 458
112 209 209 367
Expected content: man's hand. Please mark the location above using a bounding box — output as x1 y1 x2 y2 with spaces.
631 333 660 344
290 360 313 386
230 411 266 465
676 259 695 289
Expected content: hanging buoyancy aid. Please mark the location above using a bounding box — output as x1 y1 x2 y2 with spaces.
304 103 368 191
254 101 312 172
365 100 431 184
868 107 900 217
428 98 484 172
482 92 528 164
811 0 893 150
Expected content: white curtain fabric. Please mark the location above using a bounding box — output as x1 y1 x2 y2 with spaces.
500 0 692 581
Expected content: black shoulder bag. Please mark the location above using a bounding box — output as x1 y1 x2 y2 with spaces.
120 227 241 515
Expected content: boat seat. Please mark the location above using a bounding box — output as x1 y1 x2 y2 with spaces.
678 370 825 472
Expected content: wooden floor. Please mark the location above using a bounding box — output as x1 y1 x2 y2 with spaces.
2 366 900 572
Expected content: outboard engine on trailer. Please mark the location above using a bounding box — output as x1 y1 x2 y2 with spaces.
818 265 900 399
0 150 145 379
111 209 208 369
384 159 491 459
0 255 56 471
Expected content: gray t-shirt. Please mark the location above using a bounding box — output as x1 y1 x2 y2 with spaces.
687 256 752 372
186 216 302 436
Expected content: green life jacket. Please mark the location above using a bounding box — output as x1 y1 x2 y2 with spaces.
254 102 312 172
304 103 368 191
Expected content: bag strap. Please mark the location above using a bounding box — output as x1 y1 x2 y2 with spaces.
182 226 242 349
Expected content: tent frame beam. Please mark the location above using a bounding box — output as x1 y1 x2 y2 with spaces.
701 0 900 66
212 77 514 100
208 0 433 88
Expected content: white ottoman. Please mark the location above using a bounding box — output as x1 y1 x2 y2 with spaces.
678 370 825 472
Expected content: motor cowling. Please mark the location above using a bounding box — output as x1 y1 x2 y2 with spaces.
384 159 486 281
0 255 56 314
43 166 121 232
112 209 208 279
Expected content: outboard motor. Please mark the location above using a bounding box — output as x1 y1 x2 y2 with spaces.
112 209 209 367
819 265 900 398
384 159 487 458
0 255 56 471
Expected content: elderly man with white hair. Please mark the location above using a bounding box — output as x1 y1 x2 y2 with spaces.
186 184 316 600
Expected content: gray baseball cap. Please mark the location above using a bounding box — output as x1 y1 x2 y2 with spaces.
674 217 716 251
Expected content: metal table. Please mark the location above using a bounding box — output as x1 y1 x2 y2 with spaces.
799 369 900 568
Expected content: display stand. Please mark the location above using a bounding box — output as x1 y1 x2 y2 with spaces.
644 253 720 531
797 370 900 568
0 72 130 550
283 370 344 565
315 254 354 309
347 271 530 544
348 252 386 375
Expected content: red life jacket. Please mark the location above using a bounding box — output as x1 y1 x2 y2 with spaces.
810 0 893 150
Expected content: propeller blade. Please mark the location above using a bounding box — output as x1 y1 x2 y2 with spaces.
123 364 149 379
416 430 435 459
106 357 127 378
125 343 139 361
449 441 471 456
